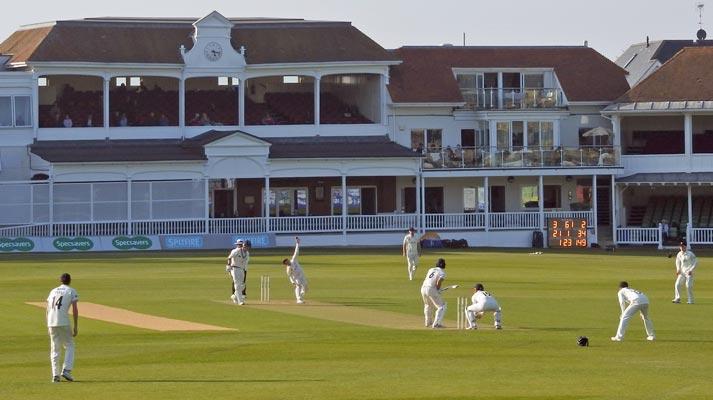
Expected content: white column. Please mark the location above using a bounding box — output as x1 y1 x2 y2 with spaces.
103 76 110 130
688 184 693 230
341 173 347 240
380 74 387 125
497 72 504 109
684 113 693 157
238 77 245 127
32 73 39 138
264 175 270 232
538 175 545 235
49 177 54 237
415 173 421 232
421 176 426 232
204 177 210 234
611 115 622 148
484 176 490 232
314 76 321 129
179 78 186 136
611 175 617 246
592 174 598 242
127 179 132 235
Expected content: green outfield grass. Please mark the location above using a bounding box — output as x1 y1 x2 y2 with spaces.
0 247 711 400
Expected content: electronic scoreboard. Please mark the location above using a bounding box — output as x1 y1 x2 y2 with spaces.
548 218 588 248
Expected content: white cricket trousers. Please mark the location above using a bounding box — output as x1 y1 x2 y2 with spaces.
49 325 74 376
421 286 446 327
230 267 246 303
674 274 694 303
614 303 655 339
293 280 308 303
406 253 419 280
465 302 502 329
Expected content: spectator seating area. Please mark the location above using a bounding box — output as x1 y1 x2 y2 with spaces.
626 131 684 154
39 89 373 128
693 133 713 153
634 196 713 235
39 90 103 128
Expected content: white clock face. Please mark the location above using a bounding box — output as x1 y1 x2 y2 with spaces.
204 42 223 61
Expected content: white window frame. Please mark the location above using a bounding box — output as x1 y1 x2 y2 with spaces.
269 187 309 217
331 185 378 215
0 95 33 129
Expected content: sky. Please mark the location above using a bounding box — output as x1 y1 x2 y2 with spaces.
0 0 708 61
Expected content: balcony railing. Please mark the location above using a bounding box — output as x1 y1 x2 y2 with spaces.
460 87 563 110
422 146 620 170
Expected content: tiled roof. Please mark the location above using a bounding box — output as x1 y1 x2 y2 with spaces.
615 47 713 103
29 130 232 163
387 46 630 103
265 136 418 159
30 132 417 163
0 19 394 65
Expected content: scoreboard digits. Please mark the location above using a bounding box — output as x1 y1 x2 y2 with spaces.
548 218 588 248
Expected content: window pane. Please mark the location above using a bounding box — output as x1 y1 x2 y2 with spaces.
523 74 544 88
427 129 442 150
521 185 539 208
477 187 485 211
347 188 361 215
463 188 476 212
411 129 424 152
496 122 509 149
14 96 31 127
296 189 308 216
0 97 11 126
277 190 291 216
512 121 524 148
527 121 540 147
332 188 342 215
541 122 554 149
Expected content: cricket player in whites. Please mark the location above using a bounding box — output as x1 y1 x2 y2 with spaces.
283 236 308 304
227 238 249 305
673 241 697 304
46 273 79 382
402 227 421 280
421 258 447 328
612 281 655 342
465 283 502 330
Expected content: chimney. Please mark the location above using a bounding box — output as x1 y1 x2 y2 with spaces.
583 40 588 47
646 36 650 48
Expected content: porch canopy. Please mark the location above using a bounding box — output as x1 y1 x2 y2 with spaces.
617 172 713 185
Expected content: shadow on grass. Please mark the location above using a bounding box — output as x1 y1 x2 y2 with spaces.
77 378 325 384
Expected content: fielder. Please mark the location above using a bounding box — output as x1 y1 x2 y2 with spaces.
227 238 250 305
673 241 697 304
46 273 79 382
611 281 655 342
421 258 447 328
402 227 421 280
465 283 502 330
283 236 308 304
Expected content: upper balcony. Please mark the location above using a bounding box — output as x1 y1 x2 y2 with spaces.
460 87 564 111
421 145 620 170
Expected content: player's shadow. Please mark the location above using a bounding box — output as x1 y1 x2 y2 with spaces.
80 378 325 384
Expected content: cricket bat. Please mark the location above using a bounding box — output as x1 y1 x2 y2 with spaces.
439 284 459 292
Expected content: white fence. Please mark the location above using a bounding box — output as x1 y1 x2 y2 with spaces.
489 212 540 230
0 211 596 238
425 213 485 230
690 228 713 245
616 227 661 246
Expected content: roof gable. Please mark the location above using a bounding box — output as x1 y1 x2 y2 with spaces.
387 46 630 103
615 46 713 103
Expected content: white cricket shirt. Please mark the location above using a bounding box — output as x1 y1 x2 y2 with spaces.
228 248 250 270
403 234 419 255
676 250 697 275
471 290 499 308
46 284 79 327
422 267 446 288
617 287 649 311
286 243 305 283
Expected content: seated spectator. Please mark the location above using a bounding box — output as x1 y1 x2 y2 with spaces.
188 113 201 126
261 112 275 125
119 113 128 127
63 114 73 128
145 112 157 126
200 113 212 126
86 114 93 127
159 113 169 126
415 142 424 154
660 219 670 240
